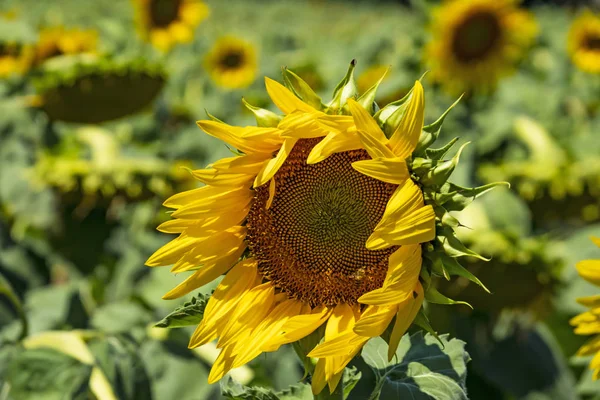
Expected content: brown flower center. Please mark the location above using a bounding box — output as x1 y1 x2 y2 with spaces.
149 0 182 28
584 34 600 51
246 138 398 307
452 11 502 62
219 51 244 69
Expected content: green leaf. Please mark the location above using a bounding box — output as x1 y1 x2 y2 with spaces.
154 292 209 328
361 332 470 400
0 271 27 340
87 334 153 400
342 366 361 399
221 376 313 400
6 347 93 400
91 301 153 334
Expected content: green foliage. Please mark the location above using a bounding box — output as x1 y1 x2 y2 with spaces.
361 332 469 400
154 292 209 328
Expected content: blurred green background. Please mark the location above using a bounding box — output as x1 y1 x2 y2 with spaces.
1 0 600 399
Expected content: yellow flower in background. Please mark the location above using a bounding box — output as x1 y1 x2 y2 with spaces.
571 238 600 379
147 63 492 394
425 0 537 94
34 27 97 65
205 36 257 89
0 42 33 78
568 11 600 74
133 0 209 51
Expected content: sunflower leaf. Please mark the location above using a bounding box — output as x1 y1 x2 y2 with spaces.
220 376 312 400
361 332 470 400
154 292 209 328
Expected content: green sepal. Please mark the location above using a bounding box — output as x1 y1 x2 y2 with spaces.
440 181 511 212
204 110 225 123
419 142 470 187
415 94 463 155
412 310 442 346
409 157 432 175
242 98 282 127
154 293 209 328
436 226 490 261
433 205 461 229
376 89 415 138
426 137 460 161
326 59 357 114
356 66 389 114
292 325 325 378
425 286 472 309
282 68 323 110
439 252 490 293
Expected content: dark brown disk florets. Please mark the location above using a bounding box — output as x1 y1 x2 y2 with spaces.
246 138 398 307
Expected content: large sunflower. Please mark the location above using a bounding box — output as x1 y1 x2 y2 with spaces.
132 0 209 51
568 11 600 74
147 62 495 394
425 0 537 94
571 238 600 379
34 27 97 66
205 36 257 90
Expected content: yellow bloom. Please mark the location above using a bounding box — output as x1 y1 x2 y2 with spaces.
0 41 33 78
425 0 537 94
34 26 97 66
568 11 600 74
132 0 209 52
571 237 600 380
205 36 258 90
148 63 489 394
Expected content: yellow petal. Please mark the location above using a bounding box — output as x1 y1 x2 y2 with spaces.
359 245 421 305
577 294 600 308
191 169 255 186
577 335 600 356
311 359 328 395
353 305 396 337
210 153 270 174
162 247 245 299
367 205 435 249
307 131 362 164
265 77 315 114
254 138 298 187
347 98 393 159
207 346 236 384
265 306 332 348
577 259 600 286
388 81 425 158
146 236 199 267
352 158 409 185
197 120 282 154
279 111 329 139
171 186 252 219
387 281 424 360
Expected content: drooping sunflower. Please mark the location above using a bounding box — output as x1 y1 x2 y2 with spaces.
34 27 97 66
425 0 537 94
571 238 600 379
132 0 209 51
568 11 600 74
205 36 257 90
147 62 498 394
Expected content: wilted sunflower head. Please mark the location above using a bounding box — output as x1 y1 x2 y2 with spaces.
133 0 209 51
147 61 500 394
570 238 600 379
568 11 600 74
205 36 257 89
425 0 537 95
34 26 97 66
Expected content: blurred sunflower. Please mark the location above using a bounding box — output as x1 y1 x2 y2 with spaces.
205 36 257 89
132 0 209 51
147 63 495 394
34 27 97 65
425 0 537 94
570 238 600 379
0 42 33 77
568 11 600 74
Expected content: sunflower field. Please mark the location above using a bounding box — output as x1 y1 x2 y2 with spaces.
1 0 600 399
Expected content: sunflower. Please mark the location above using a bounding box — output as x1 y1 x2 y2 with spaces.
0 41 33 78
147 62 496 394
568 11 600 74
33 27 97 66
425 0 537 94
132 0 209 51
571 238 600 379
205 36 257 89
